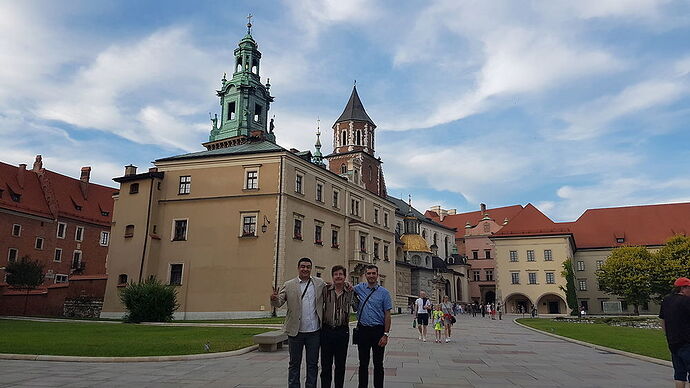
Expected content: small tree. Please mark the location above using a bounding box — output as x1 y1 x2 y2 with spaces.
651 235 690 300
5 256 45 315
597 246 654 315
119 276 179 323
559 260 579 316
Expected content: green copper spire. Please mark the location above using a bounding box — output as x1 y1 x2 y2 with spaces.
208 16 274 145
312 118 325 167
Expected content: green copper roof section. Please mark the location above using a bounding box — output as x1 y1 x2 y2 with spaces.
157 140 285 162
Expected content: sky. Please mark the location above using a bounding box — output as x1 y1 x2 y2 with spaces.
1 0 690 222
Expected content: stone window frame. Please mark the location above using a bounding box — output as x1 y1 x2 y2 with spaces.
171 218 189 241
7 248 18 263
100 231 110 246
545 272 555 284
56 222 67 239
509 250 518 262
240 212 258 238
75 226 85 242
576 261 585 271
578 279 587 291
55 274 68 284
11 224 21 237
169 263 184 286
54 248 62 262
510 271 520 284
526 250 535 262
35 237 44 250
178 176 191 195
528 272 537 285
544 249 553 261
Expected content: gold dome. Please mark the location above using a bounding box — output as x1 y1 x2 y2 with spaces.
400 234 431 253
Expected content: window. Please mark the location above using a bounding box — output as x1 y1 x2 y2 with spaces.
178 176 191 195
242 215 257 237
576 261 585 271
384 212 389 228
509 250 518 262
396 222 401 235
527 250 535 262
72 250 82 269
331 229 339 248
10 191 20 202
472 250 479 260
374 208 379 224
55 274 68 283
596 260 603 270
11 224 22 237
580 300 589 311
544 249 553 261
383 245 389 261
528 272 537 284
57 222 66 239
100 231 110 246
546 272 555 284
332 189 339 208
578 280 587 291
511 272 520 284
473 270 481 281
295 174 303 194
172 220 188 241
35 237 44 250
118 274 128 285
54 248 62 262
245 171 258 190
373 241 380 260
340 163 347 173
254 104 263 122
485 269 494 281
351 198 360 217
484 250 491 259
227 101 236 120
169 264 183 286
124 224 134 238
129 183 139 194
7 248 18 263
616 237 625 243
422 230 426 239
293 219 302 240
75 226 84 242
314 224 322 244
359 235 367 253
316 183 323 202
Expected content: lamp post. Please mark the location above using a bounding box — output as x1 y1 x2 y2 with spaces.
262 215 270 233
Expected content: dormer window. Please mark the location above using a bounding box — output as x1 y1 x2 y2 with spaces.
10 192 20 202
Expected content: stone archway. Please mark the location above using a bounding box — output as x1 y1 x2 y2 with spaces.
484 290 496 304
504 293 534 314
536 293 568 315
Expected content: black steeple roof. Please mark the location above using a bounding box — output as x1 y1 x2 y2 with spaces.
334 86 376 127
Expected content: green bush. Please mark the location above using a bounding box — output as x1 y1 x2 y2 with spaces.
119 276 179 323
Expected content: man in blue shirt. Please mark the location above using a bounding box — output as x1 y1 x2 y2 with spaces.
353 265 392 388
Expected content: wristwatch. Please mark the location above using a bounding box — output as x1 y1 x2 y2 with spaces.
383 332 389 337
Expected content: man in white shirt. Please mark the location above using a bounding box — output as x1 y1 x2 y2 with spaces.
414 291 432 341
271 257 325 388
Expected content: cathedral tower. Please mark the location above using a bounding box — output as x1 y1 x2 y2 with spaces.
204 18 275 150
325 86 387 198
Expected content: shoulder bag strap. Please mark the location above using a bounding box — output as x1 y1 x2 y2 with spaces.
300 278 312 300
356 287 377 325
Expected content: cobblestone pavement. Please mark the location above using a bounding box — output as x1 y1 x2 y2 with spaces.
0 314 672 387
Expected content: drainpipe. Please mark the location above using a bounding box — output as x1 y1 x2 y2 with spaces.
138 177 155 282
272 155 284 317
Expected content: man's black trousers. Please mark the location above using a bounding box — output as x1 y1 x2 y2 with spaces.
320 326 349 388
356 325 385 388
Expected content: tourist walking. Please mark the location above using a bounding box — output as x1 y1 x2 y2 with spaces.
320 265 354 388
353 265 392 388
270 257 325 388
659 277 690 387
432 304 444 343
496 301 503 320
480 302 486 318
490 303 496 320
414 290 432 341
471 303 477 317
441 296 455 342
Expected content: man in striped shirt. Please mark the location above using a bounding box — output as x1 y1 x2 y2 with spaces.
320 265 354 388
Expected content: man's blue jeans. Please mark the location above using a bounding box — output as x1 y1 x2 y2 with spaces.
672 344 690 382
288 330 320 388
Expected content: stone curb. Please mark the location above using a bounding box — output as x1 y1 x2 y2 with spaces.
513 318 672 368
0 344 259 363
1 316 283 329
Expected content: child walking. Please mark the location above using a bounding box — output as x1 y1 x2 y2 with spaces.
432 304 444 343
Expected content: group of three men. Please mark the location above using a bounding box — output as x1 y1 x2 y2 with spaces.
270 258 392 388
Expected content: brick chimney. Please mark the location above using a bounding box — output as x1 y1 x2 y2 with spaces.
32 155 43 172
17 164 26 188
80 167 91 199
124 165 137 176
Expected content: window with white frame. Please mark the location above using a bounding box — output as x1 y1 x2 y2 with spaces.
578 279 587 291
75 226 84 242
383 212 389 228
596 260 603 270
331 228 339 248
178 176 191 195
546 272 555 284
241 214 257 237
528 272 537 284
295 174 303 194
314 224 323 244
527 250 535 262
485 269 494 281
169 264 183 285
55 274 68 283
544 249 553 261
245 170 258 190
11 224 21 237
57 222 66 239
72 250 82 269
359 234 367 252
473 270 481 281
511 272 520 284
172 219 188 241
373 241 380 259
577 261 585 271
351 197 361 217
54 248 62 262
509 250 518 262
383 244 389 261
8 248 18 263
332 189 339 208
100 231 110 246
316 182 323 202
374 208 379 224
35 237 44 250
293 217 303 240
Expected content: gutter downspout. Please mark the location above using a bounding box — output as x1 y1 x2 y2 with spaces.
138 177 154 282
272 155 284 317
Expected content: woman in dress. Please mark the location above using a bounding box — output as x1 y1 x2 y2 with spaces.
441 296 455 343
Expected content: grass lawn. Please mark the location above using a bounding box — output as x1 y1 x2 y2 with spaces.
0 319 271 357
180 312 358 324
517 318 671 361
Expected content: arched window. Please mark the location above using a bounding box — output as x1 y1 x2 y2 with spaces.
422 230 426 239
341 164 347 174
341 131 347 146
235 57 242 73
356 130 361 145
251 59 259 74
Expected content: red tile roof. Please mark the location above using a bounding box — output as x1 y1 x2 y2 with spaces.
0 160 116 226
427 205 524 238
493 203 573 238
571 202 690 249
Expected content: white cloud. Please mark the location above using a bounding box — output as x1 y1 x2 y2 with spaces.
282 0 379 43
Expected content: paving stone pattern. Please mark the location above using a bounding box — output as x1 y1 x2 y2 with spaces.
0 314 672 387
